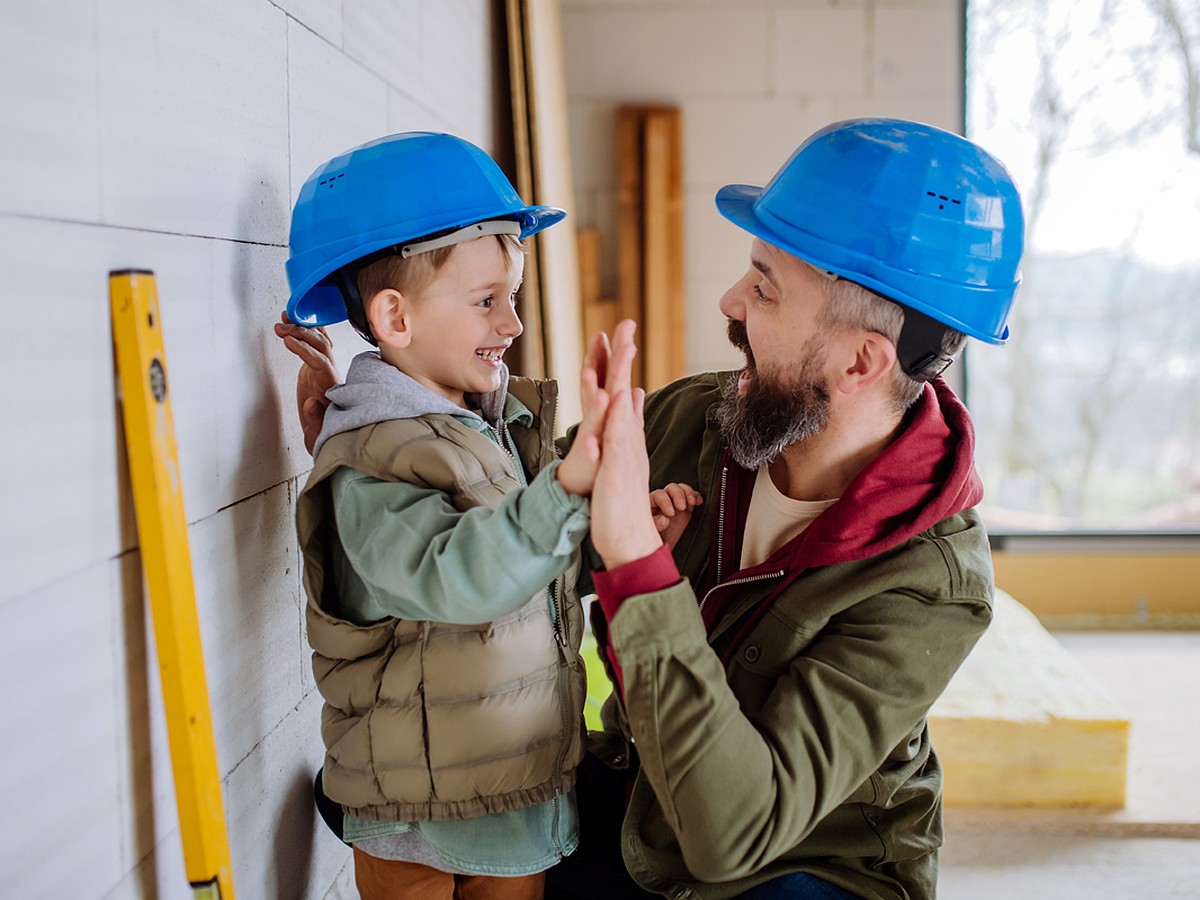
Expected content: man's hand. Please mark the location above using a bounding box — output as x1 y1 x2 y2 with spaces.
589 321 662 569
650 483 703 550
274 311 340 455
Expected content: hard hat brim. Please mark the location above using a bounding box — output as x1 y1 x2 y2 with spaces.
714 183 1012 344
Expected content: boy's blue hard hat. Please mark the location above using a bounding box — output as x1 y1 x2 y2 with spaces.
286 132 565 327
715 118 1025 344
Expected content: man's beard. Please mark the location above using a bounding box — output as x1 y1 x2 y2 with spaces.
716 318 831 469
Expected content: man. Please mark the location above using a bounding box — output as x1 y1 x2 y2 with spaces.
553 117 1023 900
281 118 1025 899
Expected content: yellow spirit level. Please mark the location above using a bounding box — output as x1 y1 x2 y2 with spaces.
110 269 236 899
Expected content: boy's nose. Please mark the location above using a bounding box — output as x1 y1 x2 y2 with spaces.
499 303 523 338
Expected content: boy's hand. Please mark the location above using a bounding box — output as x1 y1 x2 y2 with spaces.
651 483 703 550
588 322 662 568
274 311 340 455
556 326 625 495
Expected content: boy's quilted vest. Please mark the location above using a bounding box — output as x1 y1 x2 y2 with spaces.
296 378 586 822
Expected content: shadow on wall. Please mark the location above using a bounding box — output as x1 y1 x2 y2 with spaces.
229 174 324 899
273 769 319 899
116 549 160 898
229 173 290 499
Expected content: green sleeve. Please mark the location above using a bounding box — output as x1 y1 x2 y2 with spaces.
330 459 589 625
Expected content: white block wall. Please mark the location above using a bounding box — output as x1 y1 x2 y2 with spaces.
0 1 962 895
0 1 497 897
561 0 964 374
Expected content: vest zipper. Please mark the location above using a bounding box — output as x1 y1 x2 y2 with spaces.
546 385 573 860
494 419 525 486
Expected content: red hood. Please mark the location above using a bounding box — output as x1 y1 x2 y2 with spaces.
717 377 983 579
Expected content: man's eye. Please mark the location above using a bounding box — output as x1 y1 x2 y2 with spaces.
753 284 768 301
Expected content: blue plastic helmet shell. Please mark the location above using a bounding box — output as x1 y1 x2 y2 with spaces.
286 132 566 327
715 118 1025 343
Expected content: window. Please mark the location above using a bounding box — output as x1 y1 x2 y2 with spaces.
965 0 1200 532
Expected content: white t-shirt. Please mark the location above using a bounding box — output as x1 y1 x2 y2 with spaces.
739 465 838 570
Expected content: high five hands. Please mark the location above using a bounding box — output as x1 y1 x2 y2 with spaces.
582 321 702 569
274 314 701 569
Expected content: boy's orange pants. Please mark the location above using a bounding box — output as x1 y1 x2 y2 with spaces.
353 847 546 900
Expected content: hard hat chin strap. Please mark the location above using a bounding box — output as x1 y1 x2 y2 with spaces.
895 306 954 381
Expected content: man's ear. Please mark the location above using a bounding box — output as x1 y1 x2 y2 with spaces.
838 331 897 394
367 289 413 349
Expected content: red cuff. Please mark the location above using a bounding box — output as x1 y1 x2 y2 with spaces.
594 542 681 624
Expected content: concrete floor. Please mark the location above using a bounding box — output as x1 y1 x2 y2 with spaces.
939 630 1200 898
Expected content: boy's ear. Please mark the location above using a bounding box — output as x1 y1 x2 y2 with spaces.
366 289 413 349
837 330 897 394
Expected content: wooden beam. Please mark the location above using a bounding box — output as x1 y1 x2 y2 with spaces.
641 107 684 391
616 106 645 386
579 227 618 343
522 0 583 429
503 0 545 378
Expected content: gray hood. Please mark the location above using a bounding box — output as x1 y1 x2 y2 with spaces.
312 351 509 459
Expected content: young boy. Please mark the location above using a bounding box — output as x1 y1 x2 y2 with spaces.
283 132 616 900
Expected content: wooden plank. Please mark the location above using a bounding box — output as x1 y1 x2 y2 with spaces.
641 107 684 390
578 227 619 342
503 0 545 379
523 0 583 429
664 107 685 383
577 226 601 308
616 106 645 386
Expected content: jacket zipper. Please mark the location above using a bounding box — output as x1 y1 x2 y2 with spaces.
549 793 565 858
700 464 784 612
714 465 730 586
698 570 786 615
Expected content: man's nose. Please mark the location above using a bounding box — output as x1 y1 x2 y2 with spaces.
719 280 746 320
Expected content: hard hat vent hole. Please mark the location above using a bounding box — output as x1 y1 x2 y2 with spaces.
926 191 962 211
319 173 346 189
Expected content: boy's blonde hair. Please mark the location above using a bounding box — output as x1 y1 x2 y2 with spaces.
356 233 526 304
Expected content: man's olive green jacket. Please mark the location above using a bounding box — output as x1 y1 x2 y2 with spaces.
587 373 994 900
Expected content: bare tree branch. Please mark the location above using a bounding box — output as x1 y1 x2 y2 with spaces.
1149 0 1200 153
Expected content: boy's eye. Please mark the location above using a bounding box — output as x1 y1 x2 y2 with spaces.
478 296 493 308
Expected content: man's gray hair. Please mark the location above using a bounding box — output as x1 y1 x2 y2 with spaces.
816 272 966 412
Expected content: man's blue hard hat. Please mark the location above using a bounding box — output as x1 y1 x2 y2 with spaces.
286 131 565 327
715 118 1025 344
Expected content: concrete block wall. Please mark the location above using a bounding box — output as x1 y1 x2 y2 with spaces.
561 0 964 374
0 1 498 897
